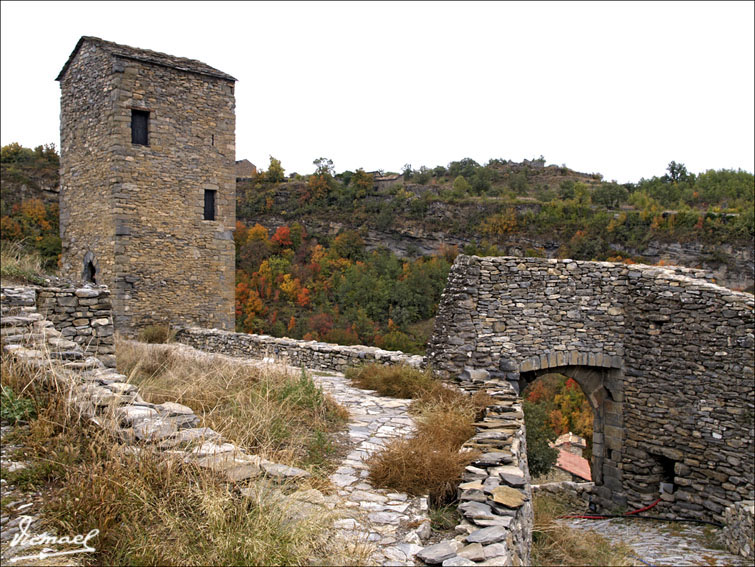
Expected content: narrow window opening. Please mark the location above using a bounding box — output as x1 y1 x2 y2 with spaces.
82 252 97 284
204 190 216 221
211 134 215 146
131 110 149 146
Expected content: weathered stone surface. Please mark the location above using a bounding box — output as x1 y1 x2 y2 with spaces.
492 486 526 509
441 557 476 566
466 525 509 544
260 460 310 481
158 426 220 449
115 405 158 425
417 541 458 564
158 401 195 416
457 542 485 561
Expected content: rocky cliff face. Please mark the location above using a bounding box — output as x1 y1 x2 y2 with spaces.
251 212 754 292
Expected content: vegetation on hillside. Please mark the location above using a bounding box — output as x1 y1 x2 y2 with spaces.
234 221 453 353
1 142 61 271
239 156 754 260
2 143 753 352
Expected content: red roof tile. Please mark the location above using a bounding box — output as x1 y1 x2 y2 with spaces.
555 447 592 481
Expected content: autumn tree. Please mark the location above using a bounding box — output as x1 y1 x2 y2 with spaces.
351 168 374 197
267 155 285 183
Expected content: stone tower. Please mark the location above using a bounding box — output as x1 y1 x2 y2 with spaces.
56 37 236 332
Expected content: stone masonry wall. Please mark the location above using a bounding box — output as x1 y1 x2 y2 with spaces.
2 284 115 368
58 41 117 285
58 37 236 334
174 327 423 372
722 500 754 560
428 255 754 524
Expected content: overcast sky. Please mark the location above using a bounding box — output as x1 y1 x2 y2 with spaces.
1 1 753 183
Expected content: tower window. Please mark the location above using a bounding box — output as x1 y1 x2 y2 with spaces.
131 110 149 146
204 190 216 221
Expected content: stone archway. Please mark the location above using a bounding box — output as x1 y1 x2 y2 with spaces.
519 360 625 509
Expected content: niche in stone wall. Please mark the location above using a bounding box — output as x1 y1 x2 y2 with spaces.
649 451 676 498
82 251 97 284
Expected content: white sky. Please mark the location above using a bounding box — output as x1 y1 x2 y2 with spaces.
1 1 753 184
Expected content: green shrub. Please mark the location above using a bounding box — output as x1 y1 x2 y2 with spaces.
0 384 36 423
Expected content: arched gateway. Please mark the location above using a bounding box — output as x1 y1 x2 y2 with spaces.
428 255 754 522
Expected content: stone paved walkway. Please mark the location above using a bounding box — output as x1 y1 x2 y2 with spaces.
563 517 749 566
310 370 431 566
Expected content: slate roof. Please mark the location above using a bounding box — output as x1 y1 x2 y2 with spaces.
56 36 236 82
555 447 592 481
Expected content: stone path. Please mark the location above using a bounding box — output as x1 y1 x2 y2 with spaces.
310 370 431 566
563 517 749 566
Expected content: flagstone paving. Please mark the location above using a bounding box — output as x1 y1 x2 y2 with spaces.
310 370 431 566
562 517 749 567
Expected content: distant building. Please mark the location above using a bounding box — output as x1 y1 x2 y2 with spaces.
554 447 592 482
367 172 402 191
236 159 257 180
554 432 587 457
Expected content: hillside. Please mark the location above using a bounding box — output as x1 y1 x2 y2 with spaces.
238 157 754 290
2 144 753 352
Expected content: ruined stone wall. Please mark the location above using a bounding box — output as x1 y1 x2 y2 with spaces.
723 500 754 560
428 255 754 523
35 284 115 367
58 38 236 334
2 283 115 368
174 327 423 372
58 41 117 285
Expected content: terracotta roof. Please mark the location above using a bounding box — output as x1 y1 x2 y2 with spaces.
56 36 236 82
555 447 592 481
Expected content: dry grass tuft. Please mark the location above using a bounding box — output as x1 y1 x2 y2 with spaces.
0 239 49 285
136 323 175 344
360 364 493 507
116 337 349 470
346 363 436 399
532 491 634 566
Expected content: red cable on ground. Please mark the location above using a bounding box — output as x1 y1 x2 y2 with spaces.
623 497 662 515
559 497 662 520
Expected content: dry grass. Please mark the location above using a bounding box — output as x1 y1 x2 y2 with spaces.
532 491 634 566
0 239 48 285
116 338 349 471
356 363 493 507
346 363 437 399
0 352 357 566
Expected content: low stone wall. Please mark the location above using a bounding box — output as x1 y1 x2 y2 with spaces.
174 326 424 372
723 500 754 560
417 384 532 566
532 481 594 510
2 284 115 367
1 286 313 487
35 284 115 367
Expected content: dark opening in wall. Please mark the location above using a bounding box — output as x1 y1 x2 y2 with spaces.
651 452 676 495
204 189 216 221
82 252 97 284
131 109 149 146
